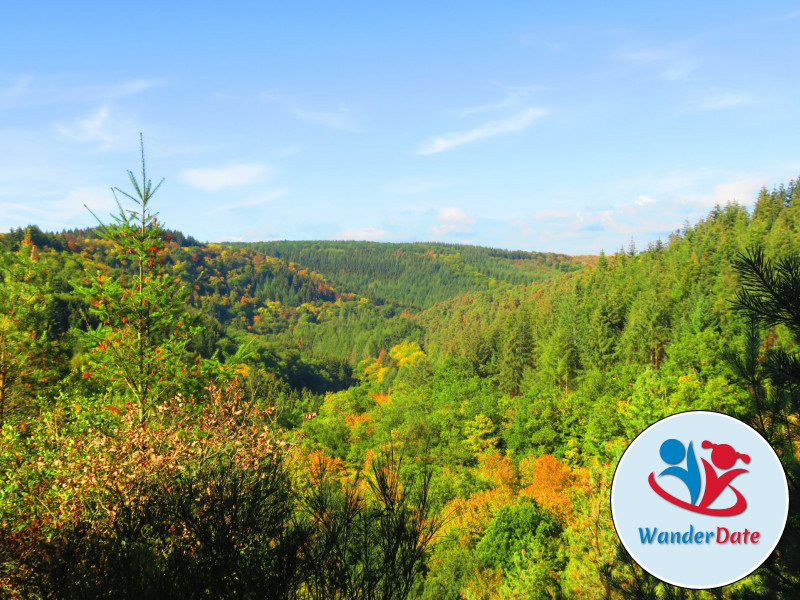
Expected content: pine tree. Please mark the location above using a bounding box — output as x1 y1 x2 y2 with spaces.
74 136 203 422
727 247 800 595
0 232 54 424
539 323 578 395
498 310 532 397
596 249 608 271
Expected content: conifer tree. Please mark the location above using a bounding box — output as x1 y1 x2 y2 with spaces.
728 247 800 595
0 232 53 425
74 136 202 422
498 310 532 397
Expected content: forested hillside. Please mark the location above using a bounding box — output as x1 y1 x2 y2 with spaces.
1 173 799 598
249 240 585 308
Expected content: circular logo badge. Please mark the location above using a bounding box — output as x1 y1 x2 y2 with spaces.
611 411 789 589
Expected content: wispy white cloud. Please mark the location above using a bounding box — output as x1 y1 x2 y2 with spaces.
0 200 49 227
509 174 774 253
458 91 528 117
513 204 680 249
635 195 657 206
292 107 357 132
0 186 117 229
531 208 573 221
575 209 616 229
0 76 162 110
262 92 358 132
660 60 697 81
438 206 475 224
614 45 697 81
0 77 33 109
417 107 546 155
335 226 386 241
179 164 273 192
616 167 726 198
518 35 566 52
217 189 288 211
681 177 766 209
382 178 451 195
275 144 303 157
0 201 48 215
58 106 114 142
431 206 476 235
55 106 140 150
213 223 279 243
52 187 117 220
619 166 769 210
688 91 754 112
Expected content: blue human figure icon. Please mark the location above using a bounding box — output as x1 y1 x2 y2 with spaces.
658 439 701 505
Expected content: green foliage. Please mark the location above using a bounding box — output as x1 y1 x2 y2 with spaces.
251 240 584 309
420 543 476 600
0 383 304 599
476 499 563 571
72 141 206 421
601 543 707 600
5 165 800 598
302 449 441 600
733 247 800 343
0 233 69 425
497 309 532 397
725 247 800 597
464 414 500 455
475 499 565 598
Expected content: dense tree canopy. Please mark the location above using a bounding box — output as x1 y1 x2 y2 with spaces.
2 171 800 598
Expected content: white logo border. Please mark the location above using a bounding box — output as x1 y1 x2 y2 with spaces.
610 410 790 590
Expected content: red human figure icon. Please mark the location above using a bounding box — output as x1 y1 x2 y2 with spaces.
698 441 750 511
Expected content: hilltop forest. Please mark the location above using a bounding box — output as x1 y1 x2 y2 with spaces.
1 161 799 599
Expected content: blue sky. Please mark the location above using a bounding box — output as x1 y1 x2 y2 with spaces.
2 2 800 254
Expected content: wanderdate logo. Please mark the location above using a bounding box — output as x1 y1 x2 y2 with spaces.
611 411 788 589
649 438 750 516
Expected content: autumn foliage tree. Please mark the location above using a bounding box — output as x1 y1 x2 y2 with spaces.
0 380 304 599
518 454 577 524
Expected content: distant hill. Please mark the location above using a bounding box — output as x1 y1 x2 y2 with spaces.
4 181 800 597
245 240 588 308
0 228 590 392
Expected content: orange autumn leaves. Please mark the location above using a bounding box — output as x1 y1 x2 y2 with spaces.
443 452 585 546
518 453 578 523
0 378 285 579
435 452 591 599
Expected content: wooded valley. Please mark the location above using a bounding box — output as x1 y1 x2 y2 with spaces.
1 166 799 599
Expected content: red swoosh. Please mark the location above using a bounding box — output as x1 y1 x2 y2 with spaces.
648 472 747 516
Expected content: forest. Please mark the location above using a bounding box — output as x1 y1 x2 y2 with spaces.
1 161 799 599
